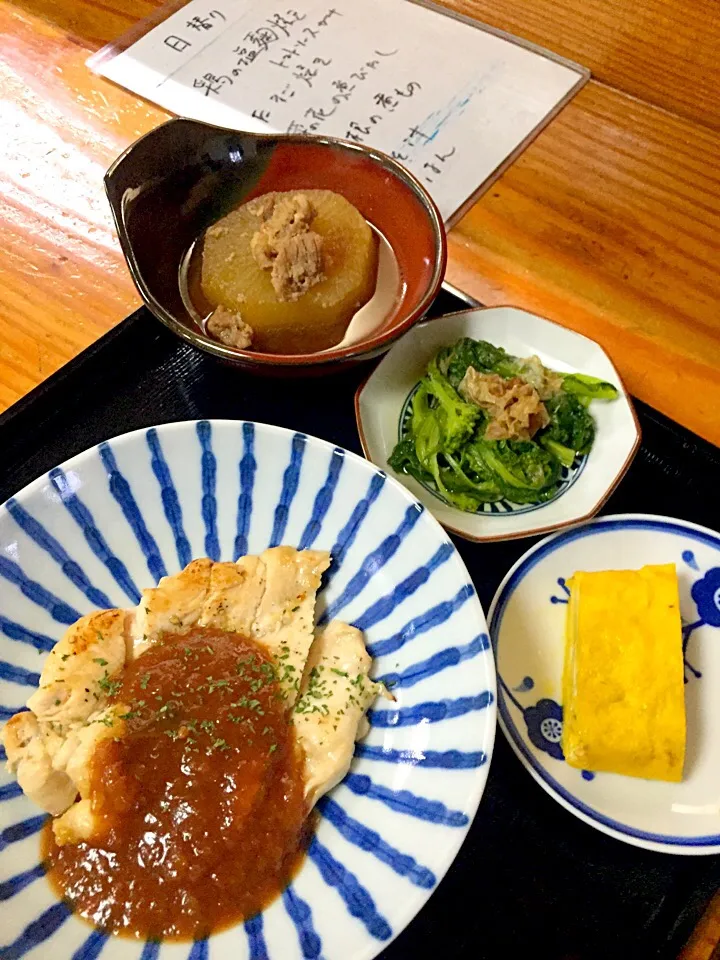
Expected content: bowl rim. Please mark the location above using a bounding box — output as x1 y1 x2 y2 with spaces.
105 117 447 367
354 304 642 542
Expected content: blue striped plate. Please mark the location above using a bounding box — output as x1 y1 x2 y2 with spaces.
0 420 496 959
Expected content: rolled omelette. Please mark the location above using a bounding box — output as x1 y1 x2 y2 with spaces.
561 563 686 782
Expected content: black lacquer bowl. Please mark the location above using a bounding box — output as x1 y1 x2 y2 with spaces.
105 118 446 374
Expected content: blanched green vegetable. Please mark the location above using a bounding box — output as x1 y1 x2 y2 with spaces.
443 337 516 387
542 393 595 455
539 437 575 469
464 439 561 503
389 374 484 512
424 355 480 453
560 373 619 401
388 431 494 512
442 336 566 397
444 452 502 503
389 336 619 512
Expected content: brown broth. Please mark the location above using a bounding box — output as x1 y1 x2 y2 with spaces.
43 628 310 939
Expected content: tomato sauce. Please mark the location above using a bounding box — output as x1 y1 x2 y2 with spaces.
43 628 310 939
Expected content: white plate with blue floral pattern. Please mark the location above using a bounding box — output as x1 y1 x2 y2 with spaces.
0 420 496 959
489 513 720 855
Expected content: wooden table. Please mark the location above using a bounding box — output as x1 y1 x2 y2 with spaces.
0 0 719 953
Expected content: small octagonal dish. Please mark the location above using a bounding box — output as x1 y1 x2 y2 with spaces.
355 306 641 542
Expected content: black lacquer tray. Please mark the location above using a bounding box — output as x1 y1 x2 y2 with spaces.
2 286 719 960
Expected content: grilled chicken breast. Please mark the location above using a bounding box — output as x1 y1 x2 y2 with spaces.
1 549 381 845
249 547 330 703
134 558 213 654
294 621 385 807
2 712 76 816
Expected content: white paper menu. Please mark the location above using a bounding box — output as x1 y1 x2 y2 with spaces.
92 0 587 222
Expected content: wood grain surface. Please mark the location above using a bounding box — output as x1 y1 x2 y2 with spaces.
680 892 720 960
0 0 719 445
440 0 720 130
0 0 719 953
446 81 720 442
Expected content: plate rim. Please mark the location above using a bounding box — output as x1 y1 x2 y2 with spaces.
354 304 642 543
488 511 720 855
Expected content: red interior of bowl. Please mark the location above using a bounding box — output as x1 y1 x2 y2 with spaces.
242 140 444 362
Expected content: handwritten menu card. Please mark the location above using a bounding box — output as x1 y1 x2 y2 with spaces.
93 0 587 221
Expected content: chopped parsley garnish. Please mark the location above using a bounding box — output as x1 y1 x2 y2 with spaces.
118 699 145 721
294 665 331 716
89 631 302 764
157 700 179 717
119 708 142 720
98 672 122 696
